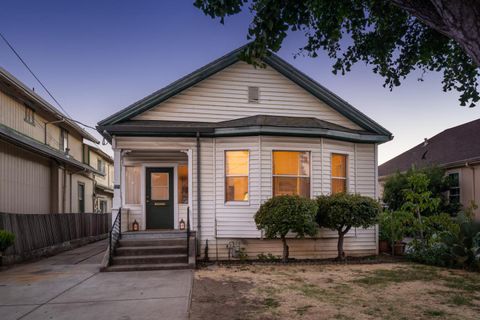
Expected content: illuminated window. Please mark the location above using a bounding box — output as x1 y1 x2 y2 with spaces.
272 151 310 198
125 166 141 204
331 154 347 194
178 164 188 204
225 150 249 202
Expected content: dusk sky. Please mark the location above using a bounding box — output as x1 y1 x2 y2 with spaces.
1 0 479 164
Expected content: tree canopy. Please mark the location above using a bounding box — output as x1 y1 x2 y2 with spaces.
194 0 480 107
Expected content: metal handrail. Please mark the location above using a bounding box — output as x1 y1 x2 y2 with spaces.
108 208 122 265
186 206 190 261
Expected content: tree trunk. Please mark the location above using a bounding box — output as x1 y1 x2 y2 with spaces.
281 236 289 263
337 232 345 261
391 0 480 66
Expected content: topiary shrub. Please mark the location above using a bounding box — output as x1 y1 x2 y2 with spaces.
255 195 318 263
0 230 15 253
317 193 381 260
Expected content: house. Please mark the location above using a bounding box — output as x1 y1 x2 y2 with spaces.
379 119 480 220
97 45 392 268
0 67 102 214
86 144 114 213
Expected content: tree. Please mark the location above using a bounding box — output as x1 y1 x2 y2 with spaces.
316 193 381 260
194 0 480 107
401 173 441 240
255 195 318 262
382 166 458 215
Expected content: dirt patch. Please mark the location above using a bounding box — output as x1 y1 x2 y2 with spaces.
190 263 480 320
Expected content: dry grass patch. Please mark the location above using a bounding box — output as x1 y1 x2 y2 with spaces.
189 263 480 320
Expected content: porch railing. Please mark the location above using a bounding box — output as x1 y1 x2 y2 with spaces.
108 208 122 265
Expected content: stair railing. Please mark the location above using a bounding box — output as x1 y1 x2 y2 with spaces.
108 208 122 265
186 206 190 261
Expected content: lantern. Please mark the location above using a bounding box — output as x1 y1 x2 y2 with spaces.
179 219 185 230
132 220 139 231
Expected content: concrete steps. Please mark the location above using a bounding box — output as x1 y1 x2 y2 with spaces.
103 231 194 272
104 263 192 272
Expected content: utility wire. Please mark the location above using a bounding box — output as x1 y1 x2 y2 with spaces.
0 31 98 131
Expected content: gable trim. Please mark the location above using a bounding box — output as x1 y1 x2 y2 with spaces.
98 45 392 138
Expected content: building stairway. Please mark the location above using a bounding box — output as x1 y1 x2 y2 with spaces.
102 230 195 272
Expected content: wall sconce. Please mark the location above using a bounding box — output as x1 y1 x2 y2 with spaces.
179 219 185 230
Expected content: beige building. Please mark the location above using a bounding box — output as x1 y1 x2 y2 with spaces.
86 144 114 213
98 45 392 266
379 119 480 220
0 67 102 214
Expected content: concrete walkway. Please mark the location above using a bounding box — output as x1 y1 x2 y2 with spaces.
0 240 193 320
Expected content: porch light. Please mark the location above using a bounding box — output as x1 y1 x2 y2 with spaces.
179 219 185 230
132 220 139 232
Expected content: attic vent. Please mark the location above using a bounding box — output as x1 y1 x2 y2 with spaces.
248 86 259 103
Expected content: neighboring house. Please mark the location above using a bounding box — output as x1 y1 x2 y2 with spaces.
86 144 114 213
98 45 392 261
378 119 480 220
0 67 102 214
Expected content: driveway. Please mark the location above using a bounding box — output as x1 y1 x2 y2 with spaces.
0 240 193 320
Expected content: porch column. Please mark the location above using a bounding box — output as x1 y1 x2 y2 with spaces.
186 149 194 230
112 145 122 225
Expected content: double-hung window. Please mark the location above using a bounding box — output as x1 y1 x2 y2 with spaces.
125 166 141 205
59 128 68 152
78 183 85 213
448 172 460 204
331 154 347 194
178 164 188 204
225 150 249 202
272 151 310 198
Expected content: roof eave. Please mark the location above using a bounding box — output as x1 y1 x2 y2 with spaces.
0 68 99 144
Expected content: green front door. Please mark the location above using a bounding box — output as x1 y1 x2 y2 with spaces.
146 167 174 229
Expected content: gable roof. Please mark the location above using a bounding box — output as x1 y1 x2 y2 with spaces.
379 118 480 176
0 67 99 143
98 115 389 143
97 45 392 139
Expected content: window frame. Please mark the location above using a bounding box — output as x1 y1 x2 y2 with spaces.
447 171 461 204
224 149 250 205
331 153 348 194
78 182 85 213
97 159 105 174
124 166 141 205
59 128 69 152
178 164 189 204
272 150 312 198
24 105 35 125
247 86 259 103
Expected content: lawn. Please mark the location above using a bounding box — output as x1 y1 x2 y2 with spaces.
189 262 480 320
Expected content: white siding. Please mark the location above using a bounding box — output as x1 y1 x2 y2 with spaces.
115 135 378 259
133 62 363 130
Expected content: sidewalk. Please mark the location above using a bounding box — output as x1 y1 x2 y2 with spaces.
0 240 193 320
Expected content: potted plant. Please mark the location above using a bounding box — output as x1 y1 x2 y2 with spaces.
0 230 15 265
379 211 414 256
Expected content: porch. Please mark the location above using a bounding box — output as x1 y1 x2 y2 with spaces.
113 147 195 233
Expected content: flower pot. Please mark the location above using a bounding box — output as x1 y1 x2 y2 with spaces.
379 240 390 254
393 242 406 256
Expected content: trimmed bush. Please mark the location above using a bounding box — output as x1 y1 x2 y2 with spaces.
317 193 381 260
255 195 318 262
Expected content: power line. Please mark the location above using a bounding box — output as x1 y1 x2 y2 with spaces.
0 31 98 132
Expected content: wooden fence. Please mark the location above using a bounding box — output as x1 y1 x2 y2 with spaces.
0 212 111 256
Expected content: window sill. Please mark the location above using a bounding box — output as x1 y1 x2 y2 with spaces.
225 201 250 206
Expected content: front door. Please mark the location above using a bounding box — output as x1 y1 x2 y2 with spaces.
146 167 174 229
